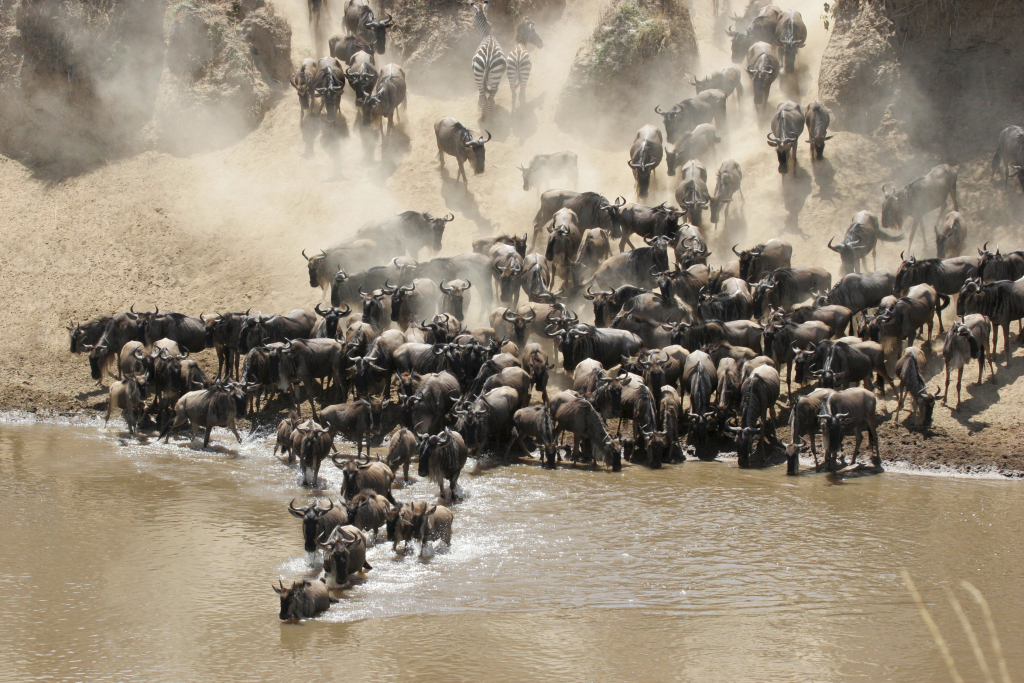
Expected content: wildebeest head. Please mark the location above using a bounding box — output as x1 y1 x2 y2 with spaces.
317 526 360 586
956 278 984 317
365 13 394 53
368 396 390 432
463 130 491 174
315 302 351 339
688 409 717 444
502 308 535 348
440 279 472 319
331 269 350 308
654 104 684 145
746 49 777 107
751 275 777 317
726 25 754 61
640 428 668 468
497 259 523 303
893 252 918 293
629 156 658 199
288 498 335 552
273 579 312 622
880 184 902 230
303 249 327 288
792 341 822 384
817 401 848 459
418 427 452 477
583 285 617 327
730 421 760 467
827 237 859 275
390 282 416 322
314 60 346 121
349 356 384 397
916 386 939 427
592 371 629 414
423 212 454 253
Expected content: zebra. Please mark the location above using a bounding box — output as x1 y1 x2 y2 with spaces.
471 1 491 37
506 18 543 112
473 35 506 120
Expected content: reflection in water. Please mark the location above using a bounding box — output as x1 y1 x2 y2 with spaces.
0 421 1021 682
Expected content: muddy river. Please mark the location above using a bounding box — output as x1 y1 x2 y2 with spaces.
0 421 1020 682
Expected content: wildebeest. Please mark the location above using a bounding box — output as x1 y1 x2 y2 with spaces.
290 58 318 122
693 66 743 99
934 212 966 259
385 427 420 481
439 279 473 319
697 277 754 322
548 390 621 469
334 453 396 503
731 364 781 467
434 117 491 183
312 57 346 123
160 380 248 447
288 498 348 553
682 350 717 444
204 312 247 379
674 160 710 226
418 427 469 498
273 577 335 621
817 387 882 472
330 34 376 64
304 240 379 296
310 303 352 341
828 210 903 275
767 101 803 174
775 9 806 72
977 244 1024 284
786 300 853 337
532 190 615 249
317 525 371 588
745 41 779 109
894 346 937 427
825 268 896 316
894 253 978 297
868 283 947 356
881 164 959 253
105 372 148 434
628 125 663 200
991 124 1024 191
68 315 113 355
733 239 792 282
513 405 558 465
763 319 831 393
558 323 642 374
784 387 833 474
545 208 581 284
406 504 452 557
405 370 462 434
454 385 520 455
138 312 207 353
345 489 390 540
388 278 440 329
360 63 406 137
804 101 832 160
957 277 1024 365
600 198 681 252
655 90 727 145
343 0 393 54
942 314 994 410
84 311 141 382
587 235 671 291
345 50 377 104
666 123 720 177
237 310 316 355
710 159 743 225
751 267 831 316
726 3 780 62
320 398 389 457
518 151 578 192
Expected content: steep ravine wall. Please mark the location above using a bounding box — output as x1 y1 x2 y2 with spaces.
819 0 1024 161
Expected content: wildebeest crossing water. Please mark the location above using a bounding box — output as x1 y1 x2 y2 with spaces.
1 420 1023 681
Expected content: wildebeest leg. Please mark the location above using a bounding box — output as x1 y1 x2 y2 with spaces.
456 158 466 183
203 427 212 449
955 366 964 411
895 386 907 422
229 420 243 444
1003 323 1012 365
868 417 882 468
851 429 863 466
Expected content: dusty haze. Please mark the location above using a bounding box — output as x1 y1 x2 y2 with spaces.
1 0 1022 473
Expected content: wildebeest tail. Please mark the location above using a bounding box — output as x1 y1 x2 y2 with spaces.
992 147 1003 175
876 228 904 242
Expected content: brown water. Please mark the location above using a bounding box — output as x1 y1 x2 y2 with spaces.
0 420 1021 682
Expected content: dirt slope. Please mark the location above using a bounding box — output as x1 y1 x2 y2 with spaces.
2 0 1022 474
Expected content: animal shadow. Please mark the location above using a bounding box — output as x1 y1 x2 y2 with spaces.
510 91 546 141
811 156 838 202
781 166 813 236
439 168 495 232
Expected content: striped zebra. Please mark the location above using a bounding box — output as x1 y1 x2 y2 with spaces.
473 35 505 120
506 18 543 112
471 1 491 37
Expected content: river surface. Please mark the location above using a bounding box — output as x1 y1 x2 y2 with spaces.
0 420 1021 682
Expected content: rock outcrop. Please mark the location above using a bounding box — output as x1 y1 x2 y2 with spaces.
556 0 698 136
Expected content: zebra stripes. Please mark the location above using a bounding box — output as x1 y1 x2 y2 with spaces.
472 1 491 37
506 44 530 112
473 35 505 120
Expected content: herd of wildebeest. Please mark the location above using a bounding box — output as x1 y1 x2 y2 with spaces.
62 0 1024 620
